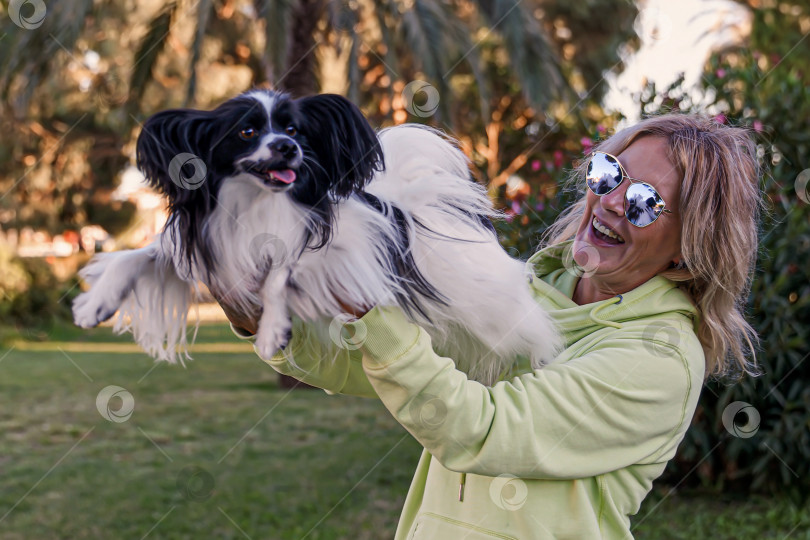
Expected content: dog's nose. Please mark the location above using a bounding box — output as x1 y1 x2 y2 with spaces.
269 139 299 160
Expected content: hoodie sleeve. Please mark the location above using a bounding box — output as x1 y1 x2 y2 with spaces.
262 317 378 398
352 305 704 479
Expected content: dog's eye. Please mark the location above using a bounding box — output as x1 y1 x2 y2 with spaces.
239 128 259 140
285 125 297 137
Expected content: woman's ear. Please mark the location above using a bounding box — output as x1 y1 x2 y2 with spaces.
296 94 384 197
136 109 213 205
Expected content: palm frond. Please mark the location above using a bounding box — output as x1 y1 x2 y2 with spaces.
128 2 178 113
370 0 402 103
399 0 495 122
538 0 638 102
441 0 491 120
0 0 94 111
478 0 568 109
401 0 461 122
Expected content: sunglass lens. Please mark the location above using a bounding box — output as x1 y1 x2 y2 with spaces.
625 183 666 227
586 152 623 195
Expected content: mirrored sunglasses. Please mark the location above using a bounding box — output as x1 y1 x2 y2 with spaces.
585 151 672 227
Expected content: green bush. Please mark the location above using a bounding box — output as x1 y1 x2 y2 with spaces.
0 255 78 341
653 7 810 501
0 244 30 307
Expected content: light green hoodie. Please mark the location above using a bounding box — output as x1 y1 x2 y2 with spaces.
262 242 706 539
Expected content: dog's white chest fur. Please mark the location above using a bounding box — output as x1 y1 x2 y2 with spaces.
203 175 310 313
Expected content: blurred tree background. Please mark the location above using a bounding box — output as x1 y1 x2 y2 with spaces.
0 0 808 503
0 0 637 327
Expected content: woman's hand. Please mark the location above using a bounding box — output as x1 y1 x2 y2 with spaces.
211 287 370 335
337 297 372 319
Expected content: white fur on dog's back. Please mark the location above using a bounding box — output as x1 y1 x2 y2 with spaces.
364 125 562 381
371 125 494 221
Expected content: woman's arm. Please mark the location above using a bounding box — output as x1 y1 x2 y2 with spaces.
261 316 378 398
350 305 705 479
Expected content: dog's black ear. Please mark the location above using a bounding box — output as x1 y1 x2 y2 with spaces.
136 109 214 205
297 94 384 197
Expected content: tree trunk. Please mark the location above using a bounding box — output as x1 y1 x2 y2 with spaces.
278 0 325 97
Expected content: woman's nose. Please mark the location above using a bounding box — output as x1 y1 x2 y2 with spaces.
599 181 627 217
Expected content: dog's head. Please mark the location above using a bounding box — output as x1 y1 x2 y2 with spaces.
136 90 384 267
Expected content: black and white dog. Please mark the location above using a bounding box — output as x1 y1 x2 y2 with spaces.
73 90 560 384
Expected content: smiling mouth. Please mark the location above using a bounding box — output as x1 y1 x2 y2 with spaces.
248 166 297 187
592 216 625 244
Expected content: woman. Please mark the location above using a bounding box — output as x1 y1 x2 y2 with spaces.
242 114 762 538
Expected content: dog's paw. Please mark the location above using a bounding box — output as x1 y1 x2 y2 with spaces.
77 254 111 285
72 291 119 328
254 321 293 360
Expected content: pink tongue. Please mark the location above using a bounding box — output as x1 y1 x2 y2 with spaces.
271 169 296 184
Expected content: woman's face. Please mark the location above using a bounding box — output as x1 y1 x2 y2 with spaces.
572 136 683 295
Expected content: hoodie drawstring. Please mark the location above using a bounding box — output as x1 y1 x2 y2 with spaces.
588 295 624 329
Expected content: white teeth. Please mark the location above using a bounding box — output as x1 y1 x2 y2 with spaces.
592 217 625 243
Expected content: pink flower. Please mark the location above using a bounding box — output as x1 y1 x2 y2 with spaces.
753 120 763 132
531 160 541 171
534 202 545 212
714 114 726 124
716 68 726 78
553 149 564 169
511 200 522 214
580 137 593 152
596 125 606 135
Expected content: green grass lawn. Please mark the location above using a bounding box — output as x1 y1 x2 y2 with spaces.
1 324 807 539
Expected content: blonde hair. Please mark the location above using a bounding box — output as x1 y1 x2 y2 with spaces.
544 114 762 378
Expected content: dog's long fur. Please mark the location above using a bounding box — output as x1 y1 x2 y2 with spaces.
73 90 561 385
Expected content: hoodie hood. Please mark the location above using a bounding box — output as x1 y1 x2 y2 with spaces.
526 242 698 346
